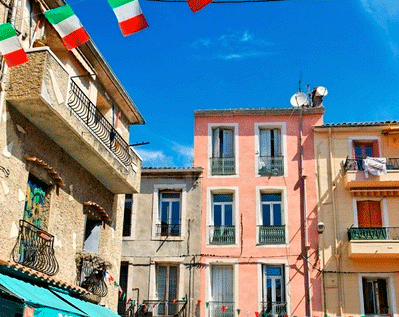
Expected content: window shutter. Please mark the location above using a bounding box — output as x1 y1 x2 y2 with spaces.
260 129 271 157
273 129 282 157
372 140 380 157
212 128 220 157
223 129 234 158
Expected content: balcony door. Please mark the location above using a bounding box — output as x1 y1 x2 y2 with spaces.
259 129 283 175
262 266 286 316
357 200 382 228
157 264 179 316
211 265 234 317
362 278 389 315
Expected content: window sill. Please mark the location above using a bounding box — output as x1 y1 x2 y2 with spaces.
151 236 184 241
256 243 289 248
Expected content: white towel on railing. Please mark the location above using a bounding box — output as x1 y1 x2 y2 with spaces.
363 157 387 178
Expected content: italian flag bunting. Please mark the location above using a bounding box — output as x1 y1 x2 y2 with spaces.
44 5 90 50
107 0 148 36
0 23 28 68
186 0 213 13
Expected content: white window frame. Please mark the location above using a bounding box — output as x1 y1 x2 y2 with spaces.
347 136 381 159
256 187 288 247
352 197 389 228
152 184 186 241
208 123 239 178
122 194 135 240
257 260 290 316
254 123 287 177
358 273 397 317
206 187 239 248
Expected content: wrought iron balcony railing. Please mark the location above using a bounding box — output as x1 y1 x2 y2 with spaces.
348 227 399 241
258 156 284 176
211 157 236 175
11 220 59 276
209 226 235 245
68 80 132 167
125 298 187 317
258 225 285 244
342 157 399 174
208 301 234 317
156 223 181 236
260 301 287 317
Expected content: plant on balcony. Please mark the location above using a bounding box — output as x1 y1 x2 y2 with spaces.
75 251 112 297
33 35 50 47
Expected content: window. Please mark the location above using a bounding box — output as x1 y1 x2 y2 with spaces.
158 192 181 236
259 193 285 244
210 265 234 317
258 129 283 176
357 200 382 228
83 218 102 253
24 174 49 229
157 265 179 316
118 262 129 316
362 278 389 315
261 266 286 317
211 128 235 175
123 194 133 237
210 194 235 245
353 140 379 170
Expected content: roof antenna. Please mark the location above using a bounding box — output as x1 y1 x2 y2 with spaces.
298 71 302 92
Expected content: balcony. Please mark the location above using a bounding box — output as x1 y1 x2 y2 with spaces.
258 225 285 244
347 227 399 259
209 226 235 245
258 156 284 176
342 157 399 191
211 157 235 175
11 220 59 276
208 301 234 317
156 223 181 237
6 48 141 194
126 299 187 317
260 301 287 317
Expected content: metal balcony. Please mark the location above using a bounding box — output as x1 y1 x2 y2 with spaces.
258 225 285 244
209 226 235 245
126 299 187 317
211 157 236 175
155 223 181 237
208 301 234 317
11 220 59 276
342 157 399 173
259 301 287 317
258 156 284 176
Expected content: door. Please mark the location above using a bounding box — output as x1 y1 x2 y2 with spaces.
211 266 234 317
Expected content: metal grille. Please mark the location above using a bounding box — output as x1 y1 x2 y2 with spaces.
156 224 181 236
209 226 235 245
211 157 236 175
259 301 287 317
348 227 399 240
258 156 284 176
342 157 399 173
68 80 132 167
11 220 59 276
208 302 234 317
258 225 285 244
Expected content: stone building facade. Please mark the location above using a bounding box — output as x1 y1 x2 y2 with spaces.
0 0 144 315
314 122 399 317
120 167 203 317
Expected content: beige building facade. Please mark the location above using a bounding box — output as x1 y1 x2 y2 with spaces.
314 122 399 317
0 0 144 315
120 167 203 317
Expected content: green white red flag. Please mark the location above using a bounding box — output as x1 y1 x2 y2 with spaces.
0 23 28 68
187 0 212 12
44 5 89 50
107 0 148 36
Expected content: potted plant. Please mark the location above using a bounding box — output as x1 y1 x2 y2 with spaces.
33 35 49 47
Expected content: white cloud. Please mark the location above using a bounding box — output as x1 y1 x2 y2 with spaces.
191 31 274 60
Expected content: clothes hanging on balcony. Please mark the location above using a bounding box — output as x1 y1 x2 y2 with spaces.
363 157 387 178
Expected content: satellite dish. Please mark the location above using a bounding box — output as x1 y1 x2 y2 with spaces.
316 86 328 97
290 92 308 108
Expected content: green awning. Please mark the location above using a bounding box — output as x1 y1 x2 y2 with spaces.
53 290 121 317
0 273 87 317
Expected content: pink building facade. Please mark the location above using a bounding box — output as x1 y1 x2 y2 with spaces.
193 108 324 317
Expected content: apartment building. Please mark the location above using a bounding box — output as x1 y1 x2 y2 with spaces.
120 167 203 317
315 122 399 317
0 0 144 315
193 107 324 317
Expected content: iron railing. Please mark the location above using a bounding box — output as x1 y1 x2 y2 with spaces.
342 157 399 174
156 224 181 236
258 225 285 244
258 156 284 176
11 220 59 276
211 157 235 175
259 301 287 317
76 253 109 297
209 226 235 245
126 298 187 317
68 80 132 167
208 301 234 317
348 227 399 241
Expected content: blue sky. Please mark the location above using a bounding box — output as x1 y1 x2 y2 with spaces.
71 0 399 167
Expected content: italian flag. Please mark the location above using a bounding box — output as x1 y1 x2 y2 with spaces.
44 5 90 50
187 0 212 12
107 0 148 36
0 23 28 68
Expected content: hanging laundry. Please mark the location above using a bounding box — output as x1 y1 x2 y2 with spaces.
363 157 387 178
44 5 90 50
0 23 28 68
107 0 148 36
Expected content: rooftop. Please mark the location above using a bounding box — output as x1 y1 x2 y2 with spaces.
316 121 399 128
142 167 203 177
194 107 325 117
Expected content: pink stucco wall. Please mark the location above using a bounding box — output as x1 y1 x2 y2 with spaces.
193 110 323 317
